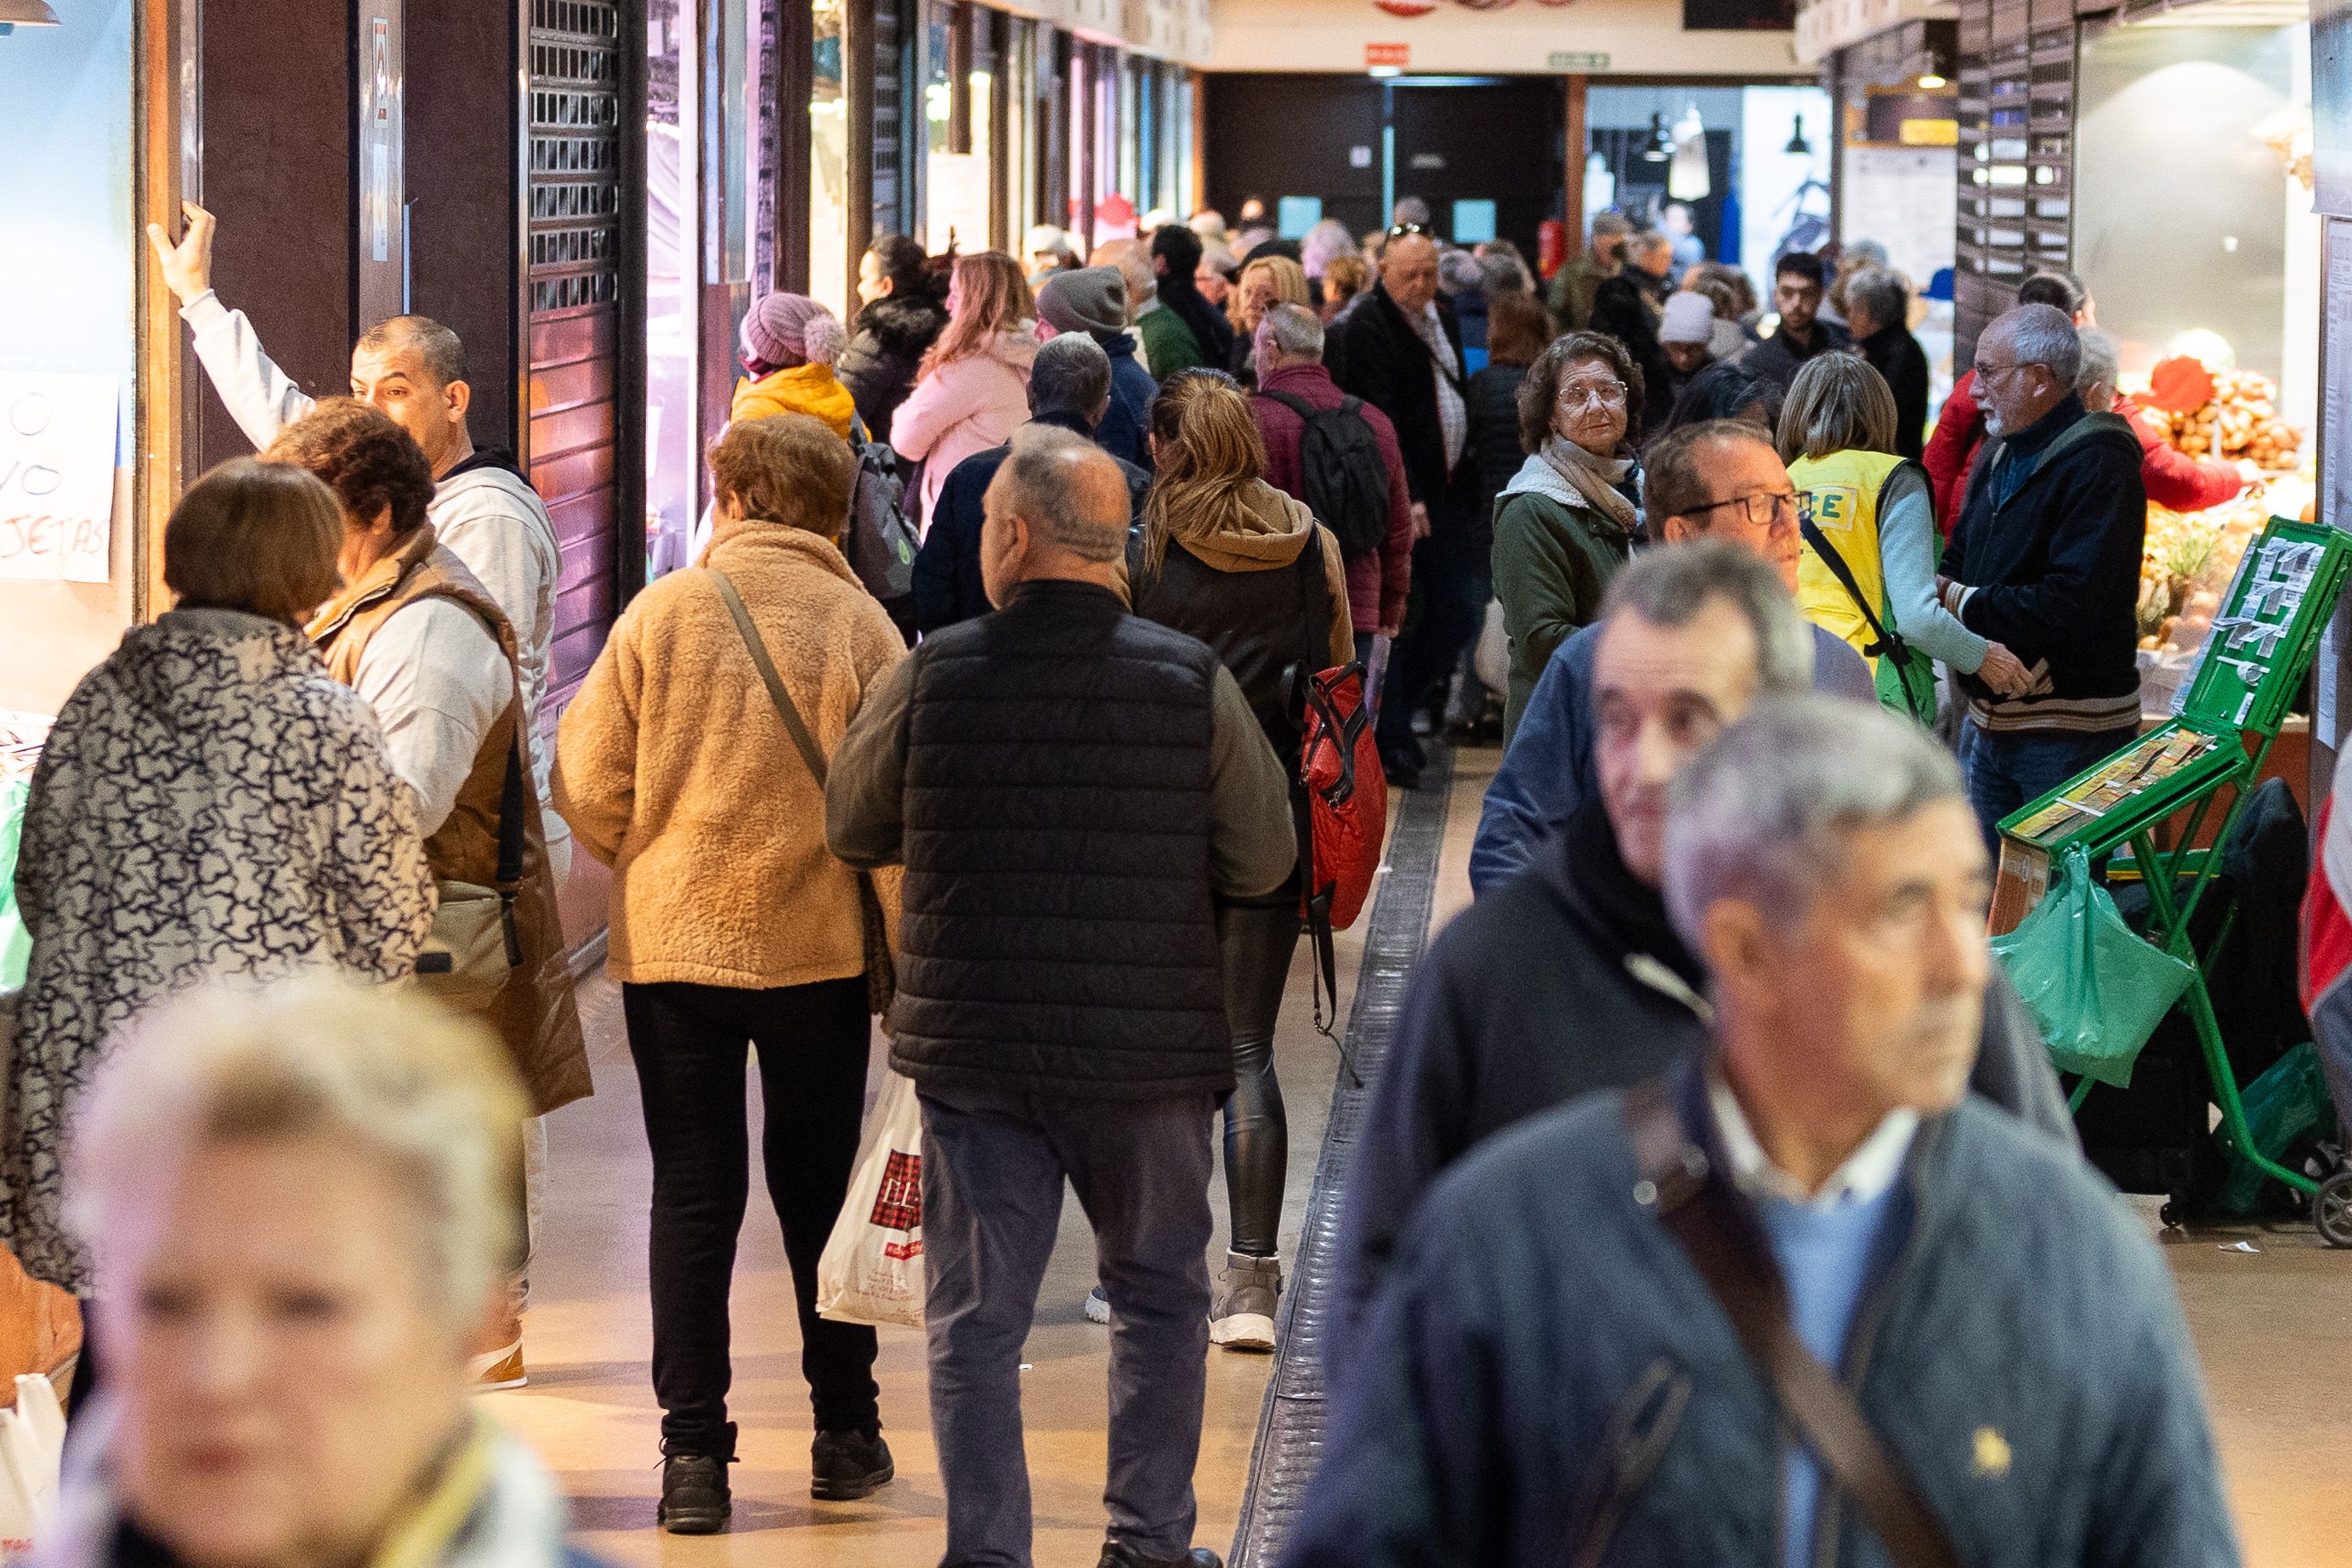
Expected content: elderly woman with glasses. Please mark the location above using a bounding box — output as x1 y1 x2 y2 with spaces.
52 974 602 1568
1488 331 1644 742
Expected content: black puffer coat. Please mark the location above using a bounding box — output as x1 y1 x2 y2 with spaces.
836 294 949 444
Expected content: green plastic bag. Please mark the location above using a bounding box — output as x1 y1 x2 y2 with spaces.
1989 845 2197 1090
0 777 27 990
2213 1044 2336 1217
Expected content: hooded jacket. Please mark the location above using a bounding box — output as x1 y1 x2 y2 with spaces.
836 293 949 444
556 520 906 989
1127 480 1355 775
730 360 858 438
1489 451 1635 741
891 330 1040 523
4 609 435 1291
1329 801 2078 1378
1097 333 1159 470
1941 394 2146 732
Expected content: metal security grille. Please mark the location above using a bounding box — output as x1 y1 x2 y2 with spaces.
1954 0 2076 364
527 0 624 709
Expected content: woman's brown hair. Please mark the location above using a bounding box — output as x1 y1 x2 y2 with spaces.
1776 352 1897 464
162 458 344 624
262 398 436 535
1321 254 1371 317
1485 292 1554 370
921 251 1034 377
1516 331 1642 456
708 413 859 537
1140 369 1268 573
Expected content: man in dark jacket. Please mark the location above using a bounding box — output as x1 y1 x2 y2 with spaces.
827 425 1293 1568
1939 303 2145 851
1248 303 1414 659
1296 698 2236 1568
1330 541 2076 1376
1848 263 1931 460
1036 265 1156 471
1587 229 1676 435
910 334 1149 633
1337 230 1484 788
1740 249 1852 388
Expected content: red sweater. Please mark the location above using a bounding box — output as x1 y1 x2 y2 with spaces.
2113 393 2248 515
1926 370 2249 529
1251 361 1415 634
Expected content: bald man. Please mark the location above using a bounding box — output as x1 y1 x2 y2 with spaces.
827 427 1291 1568
149 201 569 882
1336 229 1485 789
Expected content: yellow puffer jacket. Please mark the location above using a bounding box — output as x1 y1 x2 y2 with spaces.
731 362 858 438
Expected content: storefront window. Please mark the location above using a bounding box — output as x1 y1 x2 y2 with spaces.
927 2 990 255
811 0 852 317
1004 17 1034 247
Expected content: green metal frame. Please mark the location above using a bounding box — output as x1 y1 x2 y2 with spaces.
1998 520 2352 1194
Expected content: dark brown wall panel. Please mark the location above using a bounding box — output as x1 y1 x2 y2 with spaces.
198 0 354 472
405 0 523 451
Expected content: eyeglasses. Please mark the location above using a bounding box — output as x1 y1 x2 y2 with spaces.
1684 490 1799 527
1557 377 1629 410
1386 223 1431 238
1975 359 2037 383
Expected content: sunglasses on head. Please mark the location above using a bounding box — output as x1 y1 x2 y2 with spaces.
1386 223 1431 238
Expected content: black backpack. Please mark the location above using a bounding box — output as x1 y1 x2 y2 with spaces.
1254 389 1391 560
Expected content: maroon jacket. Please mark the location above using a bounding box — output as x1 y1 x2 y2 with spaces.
1250 361 1415 635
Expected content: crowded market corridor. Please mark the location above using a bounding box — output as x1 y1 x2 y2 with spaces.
482 750 2352 1568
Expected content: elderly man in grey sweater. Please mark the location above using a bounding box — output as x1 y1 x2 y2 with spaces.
1290 697 2237 1568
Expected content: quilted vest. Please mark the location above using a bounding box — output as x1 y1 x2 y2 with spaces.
888 580 1233 1101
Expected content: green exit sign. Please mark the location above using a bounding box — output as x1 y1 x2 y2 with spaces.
1548 51 1611 70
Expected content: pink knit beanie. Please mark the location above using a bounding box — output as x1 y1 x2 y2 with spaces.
740 292 847 369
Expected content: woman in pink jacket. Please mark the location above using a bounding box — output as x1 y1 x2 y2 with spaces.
891 250 1038 526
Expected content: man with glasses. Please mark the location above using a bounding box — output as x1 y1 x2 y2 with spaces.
1937 303 2144 851
1337 229 1488 790
1328 539 2072 1375
1469 420 1876 895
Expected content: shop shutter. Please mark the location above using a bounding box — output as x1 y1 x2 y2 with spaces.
1953 0 2076 364
527 0 625 715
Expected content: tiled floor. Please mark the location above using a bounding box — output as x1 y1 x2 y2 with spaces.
495 748 2352 1566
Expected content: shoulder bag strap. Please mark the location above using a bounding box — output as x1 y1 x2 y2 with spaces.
1255 388 1317 422
1621 1079 1962 1568
1799 510 1913 678
708 566 829 786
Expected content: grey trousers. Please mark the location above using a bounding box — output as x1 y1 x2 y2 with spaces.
919 1084 1216 1567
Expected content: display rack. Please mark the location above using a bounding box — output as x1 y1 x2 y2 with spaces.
1996 518 2352 1226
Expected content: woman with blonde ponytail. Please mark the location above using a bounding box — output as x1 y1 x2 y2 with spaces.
1124 368 1352 1353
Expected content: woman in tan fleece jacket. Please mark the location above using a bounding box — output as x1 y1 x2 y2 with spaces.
1123 367 1352 1355
553 412 904 1527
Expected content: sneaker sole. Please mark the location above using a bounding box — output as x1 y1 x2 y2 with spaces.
1084 1293 1111 1325
1210 1312 1277 1350
658 1509 729 1536
811 1460 895 1501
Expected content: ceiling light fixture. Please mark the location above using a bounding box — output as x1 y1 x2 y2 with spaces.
0 0 61 31
1643 110 1672 161
1785 114 1812 156
1918 72 1948 89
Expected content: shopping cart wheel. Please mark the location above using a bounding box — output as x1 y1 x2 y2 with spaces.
2315 1171 2352 1248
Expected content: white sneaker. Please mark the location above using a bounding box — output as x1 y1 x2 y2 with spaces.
1085 1286 1111 1324
1208 1253 1281 1351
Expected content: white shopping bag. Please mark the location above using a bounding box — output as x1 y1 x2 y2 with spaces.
815 1072 926 1329
0 1374 64 1562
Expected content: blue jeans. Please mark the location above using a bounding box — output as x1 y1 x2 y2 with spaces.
1959 721 2135 857
920 1085 1216 1566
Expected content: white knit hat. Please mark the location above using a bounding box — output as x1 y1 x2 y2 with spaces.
1659 291 1718 347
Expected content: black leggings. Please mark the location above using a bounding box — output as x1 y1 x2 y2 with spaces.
1219 897 1301 1259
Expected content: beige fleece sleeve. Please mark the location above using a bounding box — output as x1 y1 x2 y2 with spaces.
1317 525 1356 668
553 611 643 869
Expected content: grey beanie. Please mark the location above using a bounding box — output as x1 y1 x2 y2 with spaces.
1037 266 1131 337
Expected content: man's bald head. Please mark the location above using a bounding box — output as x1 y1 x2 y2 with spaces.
981 426 1131 606
1380 233 1440 315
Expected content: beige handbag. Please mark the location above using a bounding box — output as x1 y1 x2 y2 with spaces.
414 739 528 1012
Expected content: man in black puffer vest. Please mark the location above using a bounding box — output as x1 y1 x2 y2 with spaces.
827 425 1295 1568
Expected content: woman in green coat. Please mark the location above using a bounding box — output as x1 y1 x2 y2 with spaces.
1489 331 1644 740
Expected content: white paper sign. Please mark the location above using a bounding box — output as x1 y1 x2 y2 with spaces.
0 373 117 585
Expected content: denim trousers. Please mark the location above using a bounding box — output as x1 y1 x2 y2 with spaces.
621 976 881 1454
1959 720 2136 858
919 1084 1216 1566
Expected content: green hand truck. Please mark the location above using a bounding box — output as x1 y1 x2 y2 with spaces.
1992 518 2352 1243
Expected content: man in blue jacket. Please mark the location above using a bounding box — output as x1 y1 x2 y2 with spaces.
1294 698 2237 1568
